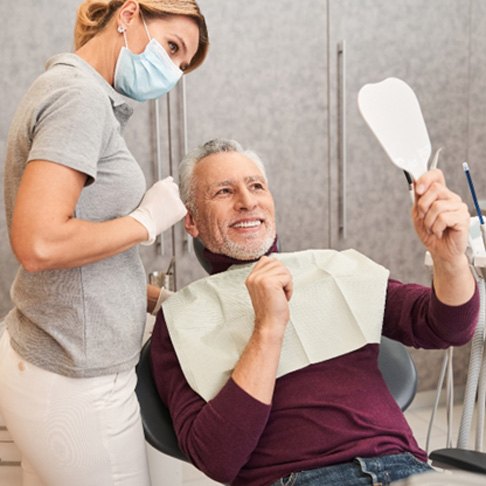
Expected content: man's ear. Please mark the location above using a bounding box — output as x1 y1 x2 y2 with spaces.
184 212 199 238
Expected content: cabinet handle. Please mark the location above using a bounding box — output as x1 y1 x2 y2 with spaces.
181 76 189 155
166 92 179 271
166 92 175 178
180 77 194 255
0 460 21 467
337 40 347 239
153 98 165 255
153 99 163 180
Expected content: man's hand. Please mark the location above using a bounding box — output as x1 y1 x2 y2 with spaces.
413 169 470 265
231 257 293 404
245 256 293 338
413 169 475 305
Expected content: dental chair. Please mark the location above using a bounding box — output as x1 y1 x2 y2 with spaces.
135 239 419 463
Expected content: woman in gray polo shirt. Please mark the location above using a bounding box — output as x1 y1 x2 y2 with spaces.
0 1 208 485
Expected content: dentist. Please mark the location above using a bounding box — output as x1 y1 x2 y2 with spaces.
0 1 208 485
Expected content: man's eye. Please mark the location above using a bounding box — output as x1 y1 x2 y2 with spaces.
251 183 265 191
215 188 231 196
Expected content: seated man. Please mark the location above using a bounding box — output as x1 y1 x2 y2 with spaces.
150 138 479 486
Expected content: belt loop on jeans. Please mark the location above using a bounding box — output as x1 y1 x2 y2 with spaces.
355 456 385 486
279 472 297 486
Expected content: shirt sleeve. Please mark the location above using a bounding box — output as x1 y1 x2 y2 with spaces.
150 312 271 484
28 80 111 182
382 278 479 348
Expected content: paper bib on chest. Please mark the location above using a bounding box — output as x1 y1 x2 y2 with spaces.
163 249 390 401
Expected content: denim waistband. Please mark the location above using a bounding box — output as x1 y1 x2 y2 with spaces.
273 452 433 486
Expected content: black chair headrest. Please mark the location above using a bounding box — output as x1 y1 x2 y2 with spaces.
192 237 214 274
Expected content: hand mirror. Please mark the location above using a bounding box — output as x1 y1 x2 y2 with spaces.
358 77 431 180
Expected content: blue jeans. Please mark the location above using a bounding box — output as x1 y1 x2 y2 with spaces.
271 453 433 486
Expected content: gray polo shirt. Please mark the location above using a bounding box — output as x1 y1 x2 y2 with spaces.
3 53 147 377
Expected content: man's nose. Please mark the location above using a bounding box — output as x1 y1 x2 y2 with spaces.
235 188 257 210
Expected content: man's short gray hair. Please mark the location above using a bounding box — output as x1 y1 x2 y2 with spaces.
179 138 267 212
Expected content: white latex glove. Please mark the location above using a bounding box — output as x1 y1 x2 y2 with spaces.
129 177 187 245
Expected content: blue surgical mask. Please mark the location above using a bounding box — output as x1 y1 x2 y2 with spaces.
114 18 183 102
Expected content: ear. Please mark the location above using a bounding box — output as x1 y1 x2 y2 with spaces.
117 0 140 28
184 212 199 238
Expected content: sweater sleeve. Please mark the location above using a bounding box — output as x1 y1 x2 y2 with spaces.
150 312 271 484
382 279 479 348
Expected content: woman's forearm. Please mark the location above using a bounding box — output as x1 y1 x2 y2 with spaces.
12 215 147 272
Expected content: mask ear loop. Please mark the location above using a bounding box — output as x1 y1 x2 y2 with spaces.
139 11 152 41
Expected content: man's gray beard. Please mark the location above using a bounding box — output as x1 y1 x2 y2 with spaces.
219 233 276 261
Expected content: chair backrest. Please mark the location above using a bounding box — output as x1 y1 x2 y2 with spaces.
135 339 188 461
193 237 213 273
378 336 417 411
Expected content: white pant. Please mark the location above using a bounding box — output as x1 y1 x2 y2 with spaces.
0 330 151 486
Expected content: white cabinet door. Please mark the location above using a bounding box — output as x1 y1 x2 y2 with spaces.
467 0 486 211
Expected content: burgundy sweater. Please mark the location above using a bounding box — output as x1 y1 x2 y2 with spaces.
151 249 479 486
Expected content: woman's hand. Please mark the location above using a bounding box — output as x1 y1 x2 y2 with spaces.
129 177 187 245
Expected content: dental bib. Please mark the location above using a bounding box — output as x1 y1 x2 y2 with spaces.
163 249 390 401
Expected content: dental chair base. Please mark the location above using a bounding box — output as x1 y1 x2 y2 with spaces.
429 448 486 474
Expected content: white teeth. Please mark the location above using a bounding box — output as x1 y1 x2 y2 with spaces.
233 220 261 228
